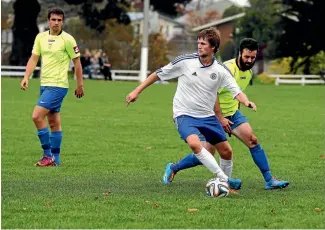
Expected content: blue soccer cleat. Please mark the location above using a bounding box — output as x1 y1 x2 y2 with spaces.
162 163 175 184
227 178 242 190
265 177 289 190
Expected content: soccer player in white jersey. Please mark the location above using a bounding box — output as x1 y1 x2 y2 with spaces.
126 27 256 190
20 8 84 166
163 38 289 190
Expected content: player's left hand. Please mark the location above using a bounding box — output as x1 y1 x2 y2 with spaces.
75 85 84 98
220 117 233 134
247 101 257 111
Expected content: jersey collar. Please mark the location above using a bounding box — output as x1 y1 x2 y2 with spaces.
49 30 63 36
199 56 216 68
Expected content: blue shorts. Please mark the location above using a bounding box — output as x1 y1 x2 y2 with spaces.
226 110 249 130
37 86 68 112
175 115 227 145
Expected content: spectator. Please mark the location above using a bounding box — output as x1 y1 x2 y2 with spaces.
80 50 92 79
99 51 112 81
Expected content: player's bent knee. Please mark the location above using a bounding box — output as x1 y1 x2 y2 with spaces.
217 142 233 160
221 147 232 160
186 135 202 154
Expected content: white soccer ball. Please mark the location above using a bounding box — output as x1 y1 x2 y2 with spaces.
205 178 230 198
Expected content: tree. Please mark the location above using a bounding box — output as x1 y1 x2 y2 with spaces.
274 0 325 73
150 0 192 16
10 0 40 66
64 0 131 33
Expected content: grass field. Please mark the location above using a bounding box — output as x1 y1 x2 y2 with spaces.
1 78 325 229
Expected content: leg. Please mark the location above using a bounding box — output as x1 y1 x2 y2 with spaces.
107 67 112 81
215 141 233 177
186 134 227 179
48 112 63 165
232 122 289 189
32 105 52 157
232 122 272 181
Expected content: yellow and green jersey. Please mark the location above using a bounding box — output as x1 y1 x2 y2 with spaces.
32 30 80 88
218 58 253 116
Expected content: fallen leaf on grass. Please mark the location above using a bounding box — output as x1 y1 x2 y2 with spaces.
136 214 144 217
44 202 52 207
146 146 152 150
103 191 111 196
153 202 159 207
320 154 325 159
314 208 322 212
188 208 198 213
145 200 151 204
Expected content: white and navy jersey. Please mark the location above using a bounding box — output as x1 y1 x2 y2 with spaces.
156 53 242 118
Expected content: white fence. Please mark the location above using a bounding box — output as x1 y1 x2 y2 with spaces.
1 65 149 81
1 65 41 78
269 74 325 86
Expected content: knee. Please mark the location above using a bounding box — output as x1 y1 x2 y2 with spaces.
188 142 202 154
220 146 233 160
32 113 43 123
249 134 258 146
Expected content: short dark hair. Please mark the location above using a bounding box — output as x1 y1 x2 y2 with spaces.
47 7 65 20
239 38 259 53
197 27 221 54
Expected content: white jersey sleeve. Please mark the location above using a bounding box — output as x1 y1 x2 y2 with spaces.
156 58 185 81
220 69 242 98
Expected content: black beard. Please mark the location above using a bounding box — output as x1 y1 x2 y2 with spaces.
239 56 255 71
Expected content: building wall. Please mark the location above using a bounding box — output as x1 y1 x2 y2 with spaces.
216 22 234 48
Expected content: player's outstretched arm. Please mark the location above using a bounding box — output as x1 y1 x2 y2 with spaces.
235 92 257 111
20 54 39 90
126 72 159 106
72 57 84 98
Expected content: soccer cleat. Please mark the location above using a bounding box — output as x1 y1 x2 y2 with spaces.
35 155 55 167
227 178 242 190
265 177 289 190
162 163 175 184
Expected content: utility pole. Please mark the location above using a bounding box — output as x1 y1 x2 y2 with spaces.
139 0 149 82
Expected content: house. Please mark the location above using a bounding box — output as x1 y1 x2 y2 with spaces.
127 11 185 41
191 13 246 47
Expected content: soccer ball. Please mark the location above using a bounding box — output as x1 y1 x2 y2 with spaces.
205 178 230 198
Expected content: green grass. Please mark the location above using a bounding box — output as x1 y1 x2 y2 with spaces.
2 78 325 229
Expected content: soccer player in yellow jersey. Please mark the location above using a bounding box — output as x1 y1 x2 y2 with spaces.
20 8 84 166
163 38 289 190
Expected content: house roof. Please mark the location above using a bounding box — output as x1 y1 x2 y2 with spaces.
191 12 245 32
127 12 184 26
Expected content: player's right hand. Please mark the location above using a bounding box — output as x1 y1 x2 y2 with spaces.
220 117 233 134
20 79 29 90
126 90 139 106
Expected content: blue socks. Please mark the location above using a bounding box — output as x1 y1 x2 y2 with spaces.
37 127 51 157
171 152 202 173
172 144 273 183
50 131 62 165
249 144 272 182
